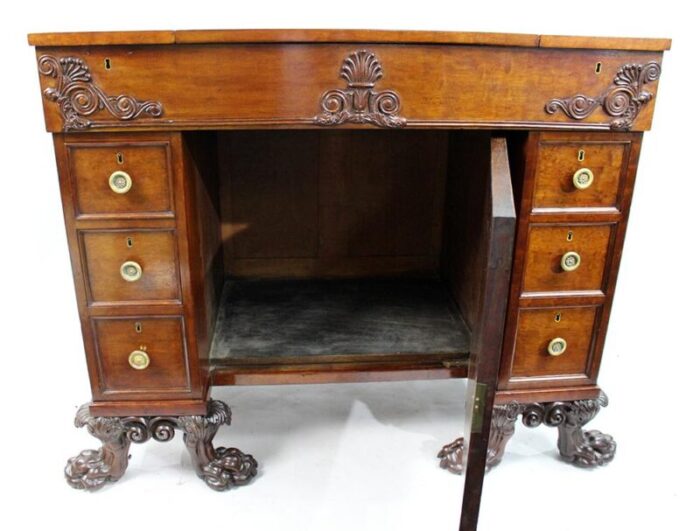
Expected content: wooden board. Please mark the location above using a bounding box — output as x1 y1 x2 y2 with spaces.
218 130 448 277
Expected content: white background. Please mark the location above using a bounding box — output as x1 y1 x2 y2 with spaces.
1 2 697 530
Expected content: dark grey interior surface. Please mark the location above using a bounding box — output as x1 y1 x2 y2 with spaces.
209 277 471 363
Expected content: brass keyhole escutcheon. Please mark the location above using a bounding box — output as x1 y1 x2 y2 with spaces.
595 62 602 74
126 237 133 248
128 350 150 370
547 337 568 356
134 322 142 333
567 231 574 242
104 58 112 70
116 152 124 164
120 261 143 282
554 312 562 323
109 170 132 194
561 251 581 272
578 149 585 161
573 168 594 190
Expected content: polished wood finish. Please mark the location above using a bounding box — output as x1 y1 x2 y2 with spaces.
28 29 671 51
28 29 670 531
33 45 664 133
510 305 601 381
81 229 181 304
498 131 643 396
521 223 614 295
91 316 190 396
67 141 174 218
533 140 628 211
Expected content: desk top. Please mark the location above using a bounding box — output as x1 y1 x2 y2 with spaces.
28 28 671 51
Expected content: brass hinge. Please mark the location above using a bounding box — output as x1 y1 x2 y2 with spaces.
471 383 488 433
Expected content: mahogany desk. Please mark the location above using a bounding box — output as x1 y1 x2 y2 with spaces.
27 29 670 530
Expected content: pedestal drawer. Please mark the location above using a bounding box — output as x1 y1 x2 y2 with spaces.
533 141 628 211
80 229 181 305
91 316 191 396
522 223 614 295
66 141 173 218
510 306 600 380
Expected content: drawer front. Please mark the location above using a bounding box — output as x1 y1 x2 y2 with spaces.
522 224 614 294
81 229 181 304
511 306 599 379
533 141 628 211
92 316 191 395
67 142 173 218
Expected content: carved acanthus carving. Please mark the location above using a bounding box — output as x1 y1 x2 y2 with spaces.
313 50 406 128
37 55 164 131
545 61 661 130
438 393 616 473
65 400 257 491
437 437 465 474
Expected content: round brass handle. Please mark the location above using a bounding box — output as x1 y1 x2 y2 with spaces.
108 170 133 194
547 337 568 356
561 251 581 272
128 350 150 370
572 168 594 190
120 261 143 282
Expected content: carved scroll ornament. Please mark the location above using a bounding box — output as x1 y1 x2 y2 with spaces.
38 55 164 131
545 61 661 130
314 50 406 128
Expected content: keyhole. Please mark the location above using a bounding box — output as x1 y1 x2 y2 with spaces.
567 231 574 242
595 62 602 74
116 152 124 164
578 150 585 162
126 237 133 248
104 58 112 70
135 322 142 333
554 312 562 323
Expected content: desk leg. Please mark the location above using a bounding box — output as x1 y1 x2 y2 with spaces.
439 393 616 473
521 392 616 467
65 404 132 490
177 400 258 491
65 400 258 491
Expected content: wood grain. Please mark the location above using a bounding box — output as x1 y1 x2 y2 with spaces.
91 316 191 397
32 45 664 132
27 29 671 50
67 141 174 219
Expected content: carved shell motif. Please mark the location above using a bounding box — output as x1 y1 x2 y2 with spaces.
38 55 164 131
314 50 406 128
545 61 661 130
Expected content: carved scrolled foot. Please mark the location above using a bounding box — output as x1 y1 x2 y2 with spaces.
521 392 616 467
65 404 131 491
486 402 520 470
178 400 258 490
438 437 465 474
556 393 616 467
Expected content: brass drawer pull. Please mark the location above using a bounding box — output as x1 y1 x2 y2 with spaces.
547 337 568 356
573 168 594 190
108 170 133 194
120 260 143 282
128 350 150 370
561 251 581 272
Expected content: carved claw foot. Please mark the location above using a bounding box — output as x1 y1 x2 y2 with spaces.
65 400 257 491
65 404 132 490
522 392 616 468
178 400 258 490
438 437 465 474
